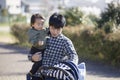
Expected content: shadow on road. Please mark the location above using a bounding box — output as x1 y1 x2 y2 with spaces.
0 72 26 76
0 42 29 55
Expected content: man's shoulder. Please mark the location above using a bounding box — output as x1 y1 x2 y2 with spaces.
60 34 71 42
60 35 73 46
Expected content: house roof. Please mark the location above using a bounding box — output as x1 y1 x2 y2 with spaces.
21 0 43 6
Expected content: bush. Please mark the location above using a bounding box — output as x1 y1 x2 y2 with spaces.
10 23 120 67
64 27 120 67
87 14 100 27
102 22 113 33
10 23 30 46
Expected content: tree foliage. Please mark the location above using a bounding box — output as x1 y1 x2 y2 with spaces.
63 7 83 26
97 2 120 29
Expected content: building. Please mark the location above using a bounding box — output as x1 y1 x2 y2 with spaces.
0 0 21 15
0 0 117 23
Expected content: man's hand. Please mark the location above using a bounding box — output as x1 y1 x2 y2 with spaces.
32 52 42 62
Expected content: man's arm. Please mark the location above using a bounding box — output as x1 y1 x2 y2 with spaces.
63 39 78 65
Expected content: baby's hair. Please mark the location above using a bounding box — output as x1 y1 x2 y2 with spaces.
30 13 45 26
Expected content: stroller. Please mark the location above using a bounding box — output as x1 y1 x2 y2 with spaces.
26 61 86 80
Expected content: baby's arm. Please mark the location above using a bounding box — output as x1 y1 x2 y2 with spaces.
28 29 39 45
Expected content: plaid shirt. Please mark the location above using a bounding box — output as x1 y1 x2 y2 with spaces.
42 34 78 66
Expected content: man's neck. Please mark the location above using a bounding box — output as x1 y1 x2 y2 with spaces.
51 34 62 38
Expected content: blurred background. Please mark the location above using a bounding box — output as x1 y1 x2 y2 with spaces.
0 0 119 24
0 0 120 68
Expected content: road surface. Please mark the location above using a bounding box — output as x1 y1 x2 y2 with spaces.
0 43 120 80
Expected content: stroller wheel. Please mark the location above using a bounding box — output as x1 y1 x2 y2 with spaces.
32 76 43 80
26 73 44 80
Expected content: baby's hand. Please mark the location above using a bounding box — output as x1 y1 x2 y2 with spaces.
32 52 42 62
38 41 44 46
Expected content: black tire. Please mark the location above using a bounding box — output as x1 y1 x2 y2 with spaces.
32 76 44 80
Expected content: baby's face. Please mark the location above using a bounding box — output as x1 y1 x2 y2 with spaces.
32 18 44 30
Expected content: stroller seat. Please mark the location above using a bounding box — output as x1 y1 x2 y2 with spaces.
27 61 86 80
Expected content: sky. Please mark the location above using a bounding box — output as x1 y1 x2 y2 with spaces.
47 0 115 16
71 0 117 16
89 0 113 3
81 0 114 3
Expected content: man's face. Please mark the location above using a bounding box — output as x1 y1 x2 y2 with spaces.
32 18 44 30
49 26 62 37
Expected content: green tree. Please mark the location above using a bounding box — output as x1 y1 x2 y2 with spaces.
63 7 83 26
97 2 120 30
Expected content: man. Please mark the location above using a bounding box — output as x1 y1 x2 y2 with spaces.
42 13 78 80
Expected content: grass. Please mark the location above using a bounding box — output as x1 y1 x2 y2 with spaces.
0 23 9 27
0 29 16 43
0 24 15 43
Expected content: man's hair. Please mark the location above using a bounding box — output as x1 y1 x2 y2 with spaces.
30 13 45 26
49 13 66 28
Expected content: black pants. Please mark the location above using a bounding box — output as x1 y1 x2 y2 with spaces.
29 46 44 75
30 61 42 74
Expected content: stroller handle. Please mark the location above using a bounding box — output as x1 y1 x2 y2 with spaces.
38 66 74 80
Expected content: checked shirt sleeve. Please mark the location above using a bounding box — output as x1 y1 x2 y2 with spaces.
63 39 78 65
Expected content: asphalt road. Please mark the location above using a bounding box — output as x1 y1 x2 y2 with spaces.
0 43 120 80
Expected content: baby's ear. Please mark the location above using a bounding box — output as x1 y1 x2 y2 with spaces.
31 23 35 27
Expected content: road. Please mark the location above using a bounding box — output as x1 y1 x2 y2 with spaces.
0 43 32 80
0 26 10 32
0 43 120 80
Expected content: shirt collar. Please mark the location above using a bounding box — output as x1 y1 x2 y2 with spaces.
51 34 63 39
